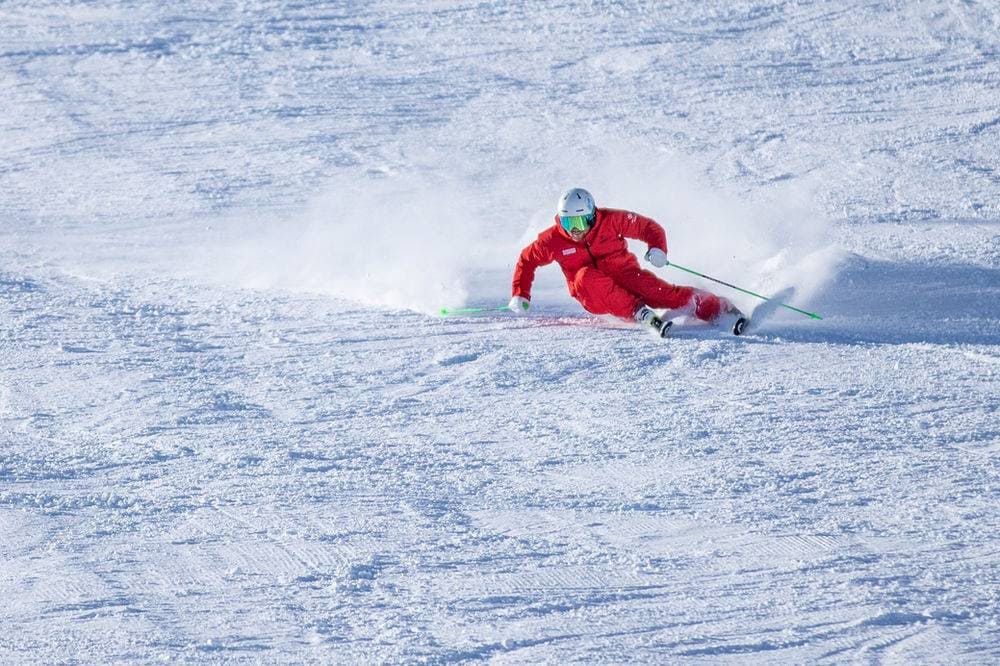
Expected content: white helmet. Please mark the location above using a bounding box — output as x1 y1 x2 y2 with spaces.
557 187 596 218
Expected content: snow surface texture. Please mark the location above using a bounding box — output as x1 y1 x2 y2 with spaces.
1 1 999 662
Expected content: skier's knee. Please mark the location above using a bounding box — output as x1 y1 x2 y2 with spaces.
694 291 723 321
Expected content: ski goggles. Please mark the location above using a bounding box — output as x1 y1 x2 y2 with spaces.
559 213 595 233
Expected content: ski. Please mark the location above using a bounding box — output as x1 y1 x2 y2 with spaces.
642 314 672 338
656 318 673 338
739 286 795 335
636 306 673 338
660 312 744 337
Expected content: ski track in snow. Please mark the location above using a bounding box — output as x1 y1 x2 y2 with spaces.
2 1 999 663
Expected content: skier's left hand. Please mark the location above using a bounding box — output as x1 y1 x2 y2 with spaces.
508 295 530 314
645 247 668 268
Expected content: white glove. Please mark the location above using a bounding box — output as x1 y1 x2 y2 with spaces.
508 296 530 314
645 247 668 268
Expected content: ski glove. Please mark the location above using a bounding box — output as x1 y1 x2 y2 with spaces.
645 247 669 268
508 296 530 314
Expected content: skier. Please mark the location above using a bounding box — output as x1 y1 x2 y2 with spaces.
508 188 740 336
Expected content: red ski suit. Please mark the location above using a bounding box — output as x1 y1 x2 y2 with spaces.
511 208 723 321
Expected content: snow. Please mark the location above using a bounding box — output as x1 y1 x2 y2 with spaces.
1 0 999 662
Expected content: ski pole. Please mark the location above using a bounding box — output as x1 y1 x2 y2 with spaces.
438 305 510 317
667 261 823 320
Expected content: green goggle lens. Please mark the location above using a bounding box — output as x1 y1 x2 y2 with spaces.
560 214 594 232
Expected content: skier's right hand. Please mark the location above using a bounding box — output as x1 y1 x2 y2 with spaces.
645 247 669 268
508 296 530 314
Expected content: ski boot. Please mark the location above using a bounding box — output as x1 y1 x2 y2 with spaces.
723 301 749 336
634 305 673 338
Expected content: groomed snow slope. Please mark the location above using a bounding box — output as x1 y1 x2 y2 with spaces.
1 1 998 662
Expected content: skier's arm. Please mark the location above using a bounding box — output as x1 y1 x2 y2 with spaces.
511 239 553 301
616 210 667 253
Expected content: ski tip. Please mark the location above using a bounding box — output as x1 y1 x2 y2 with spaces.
733 317 749 336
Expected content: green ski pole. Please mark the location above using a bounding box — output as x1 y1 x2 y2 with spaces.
438 305 510 317
668 262 823 320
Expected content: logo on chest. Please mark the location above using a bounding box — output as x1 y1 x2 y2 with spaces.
561 248 577 256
